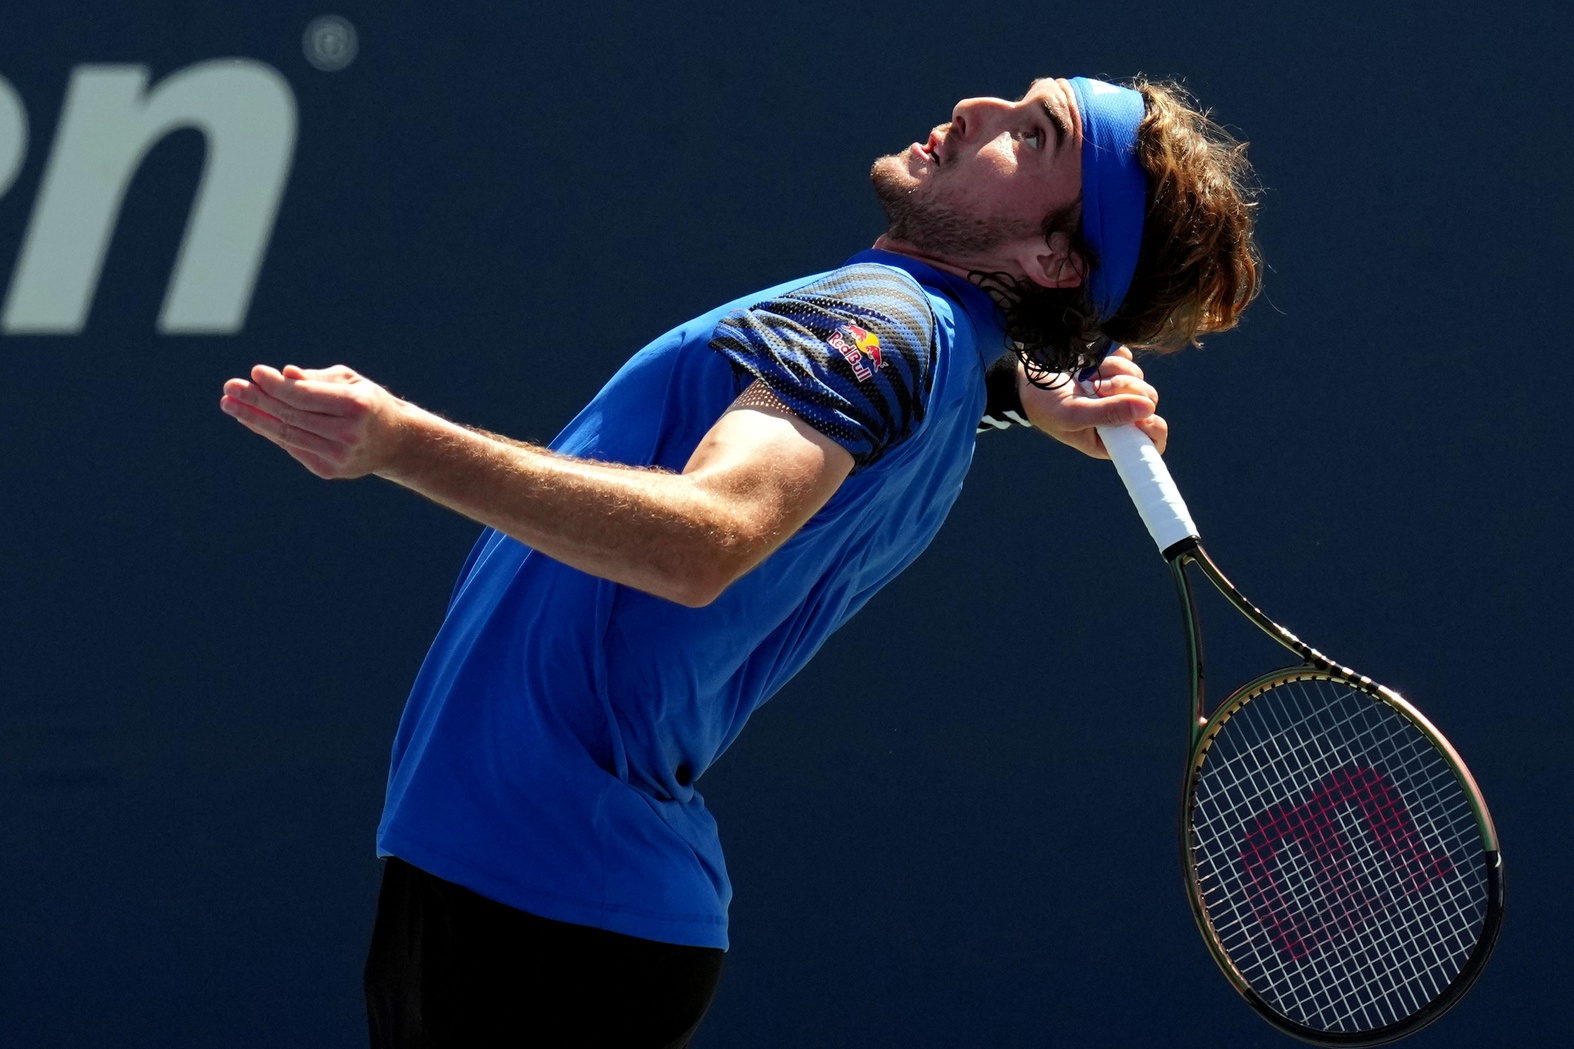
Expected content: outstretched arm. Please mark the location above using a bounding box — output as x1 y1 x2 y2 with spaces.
220 366 853 607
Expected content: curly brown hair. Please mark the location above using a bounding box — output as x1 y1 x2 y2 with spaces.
983 78 1263 386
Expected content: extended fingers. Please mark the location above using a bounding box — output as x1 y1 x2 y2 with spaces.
224 378 350 438
235 367 374 420
282 363 359 383
220 392 349 462
251 366 365 410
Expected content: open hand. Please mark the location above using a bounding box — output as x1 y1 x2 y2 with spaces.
220 364 409 479
1018 346 1167 458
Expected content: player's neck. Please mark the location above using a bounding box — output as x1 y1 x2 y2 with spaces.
870 235 969 278
870 235 1025 311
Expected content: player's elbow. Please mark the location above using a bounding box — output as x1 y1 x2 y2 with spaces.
665 555 746 608
655 500 783 607
669 579 723 608
662 533 766 608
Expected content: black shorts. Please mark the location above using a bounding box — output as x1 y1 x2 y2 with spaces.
364 857 726 1048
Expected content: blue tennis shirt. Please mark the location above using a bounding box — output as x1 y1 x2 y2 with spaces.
376 249 1006 948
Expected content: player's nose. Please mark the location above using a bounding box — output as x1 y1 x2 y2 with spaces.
950 96 1011 139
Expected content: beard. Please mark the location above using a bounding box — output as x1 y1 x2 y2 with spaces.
869 153 1041 257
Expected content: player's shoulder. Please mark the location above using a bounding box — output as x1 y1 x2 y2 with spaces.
731 262 937 379
706 260 944 468
783 262 937 340
797 259 931 300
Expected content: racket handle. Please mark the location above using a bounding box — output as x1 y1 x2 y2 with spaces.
1097 422 1200 554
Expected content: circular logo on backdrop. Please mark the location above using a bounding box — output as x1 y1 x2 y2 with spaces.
0 78 27 197
303 15 359 72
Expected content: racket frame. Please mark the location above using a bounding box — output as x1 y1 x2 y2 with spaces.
1164 536 1504 1046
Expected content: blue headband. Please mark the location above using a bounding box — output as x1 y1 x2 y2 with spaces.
1068 77 1147 321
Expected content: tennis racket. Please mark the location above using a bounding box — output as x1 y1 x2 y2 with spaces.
1095 417 1503 1045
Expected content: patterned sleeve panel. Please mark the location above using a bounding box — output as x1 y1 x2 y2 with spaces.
708 264 937 468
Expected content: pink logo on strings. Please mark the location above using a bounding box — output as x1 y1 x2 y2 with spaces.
1237 765 1453 962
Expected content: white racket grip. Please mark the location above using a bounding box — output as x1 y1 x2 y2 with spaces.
1097 422 1199 553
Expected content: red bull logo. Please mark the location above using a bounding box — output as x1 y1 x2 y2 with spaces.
827 322 883 381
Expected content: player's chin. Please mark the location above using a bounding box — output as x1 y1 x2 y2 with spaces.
870 152 920 187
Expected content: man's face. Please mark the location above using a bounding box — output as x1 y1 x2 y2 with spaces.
871 78 1084 268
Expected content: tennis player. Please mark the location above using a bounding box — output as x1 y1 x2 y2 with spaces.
221 76 1260 1047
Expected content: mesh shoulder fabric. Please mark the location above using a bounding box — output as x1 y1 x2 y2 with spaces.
707 263 937 468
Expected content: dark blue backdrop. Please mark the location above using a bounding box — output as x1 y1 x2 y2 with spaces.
2 2 1569 1046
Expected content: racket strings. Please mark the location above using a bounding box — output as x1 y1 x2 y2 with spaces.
1197 682 1485 1030
1189 677 1488 1034
1201 749 1478 1027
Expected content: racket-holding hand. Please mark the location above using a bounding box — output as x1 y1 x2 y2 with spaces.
220 364 417 480
1018 346 1167 458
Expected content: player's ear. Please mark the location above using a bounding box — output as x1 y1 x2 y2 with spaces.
1017 230 1084 290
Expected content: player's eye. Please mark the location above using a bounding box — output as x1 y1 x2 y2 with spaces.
1020 128 1045 150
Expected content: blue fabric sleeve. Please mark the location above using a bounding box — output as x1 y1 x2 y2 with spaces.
707 263 937 467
